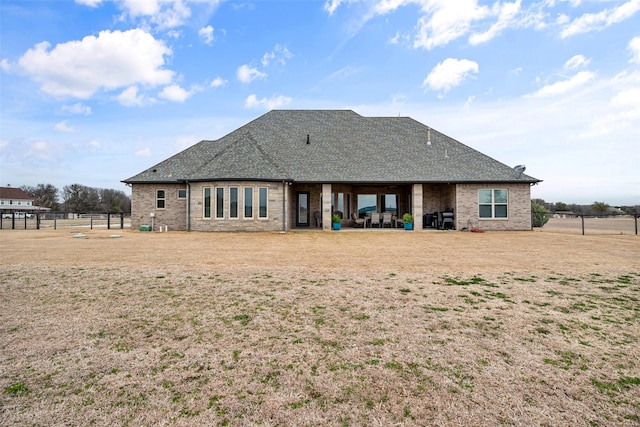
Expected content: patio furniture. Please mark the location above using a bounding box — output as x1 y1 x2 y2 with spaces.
351 212 365 228
382 212 392 228
314 211 322 227
369 213 381 228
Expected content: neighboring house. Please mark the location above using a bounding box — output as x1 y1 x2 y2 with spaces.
123 110 541 232
0 186 50 219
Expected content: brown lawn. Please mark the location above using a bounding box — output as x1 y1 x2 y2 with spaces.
1 227 639 426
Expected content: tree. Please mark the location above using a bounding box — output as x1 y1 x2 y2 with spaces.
98 188 131 213
591 201 610 215
21 183 60 210
555 202 568 211
531 200 549 227
62 184 99 213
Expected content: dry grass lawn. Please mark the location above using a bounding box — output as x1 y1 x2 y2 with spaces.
1 227 639 426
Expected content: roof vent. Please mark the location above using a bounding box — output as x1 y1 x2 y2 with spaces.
306 134 310 145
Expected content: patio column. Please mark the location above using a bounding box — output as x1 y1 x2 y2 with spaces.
412 184 423 229
322 183 332 231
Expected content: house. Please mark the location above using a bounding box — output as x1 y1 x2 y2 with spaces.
123 110 541 232
0 186 35 218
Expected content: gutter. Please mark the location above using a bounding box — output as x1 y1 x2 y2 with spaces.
186 181 191 232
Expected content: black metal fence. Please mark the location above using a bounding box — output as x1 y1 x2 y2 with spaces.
0 213 131 230
536 214 639 235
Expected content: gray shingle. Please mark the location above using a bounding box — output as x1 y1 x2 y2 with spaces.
123 110 540 184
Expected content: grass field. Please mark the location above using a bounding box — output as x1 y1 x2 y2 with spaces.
1 228 639 426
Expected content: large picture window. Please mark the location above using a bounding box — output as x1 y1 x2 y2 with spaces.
215 187 224 219
230 187 239 218
203 187 211 219
244 187 253 218
479 189 508 219
156 190 166 209
258 187 268 219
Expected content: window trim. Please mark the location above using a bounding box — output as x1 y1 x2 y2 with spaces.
229 187 239 219
215 187 224 219
177 189 187 200
478 189 508 220
258 187 268 219
243 187 254 219
203 187 212 219
156 189 166 209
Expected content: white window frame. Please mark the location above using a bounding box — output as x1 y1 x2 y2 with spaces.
156 189 166 209
229 187 239 219
215 187 224 219
243 187 254 219
203 187 212 219
478 189 508 219
258 187 268 219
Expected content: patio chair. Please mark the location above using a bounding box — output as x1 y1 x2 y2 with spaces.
351 213 365 228
369 213 381 228
314 211 322 227
382 212 392 228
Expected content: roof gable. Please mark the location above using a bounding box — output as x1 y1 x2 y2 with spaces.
0 187 32 200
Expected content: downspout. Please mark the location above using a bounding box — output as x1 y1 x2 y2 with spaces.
186 181 191 232
282 181 287 233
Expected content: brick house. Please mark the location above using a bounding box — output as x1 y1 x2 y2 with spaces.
123 110 541 232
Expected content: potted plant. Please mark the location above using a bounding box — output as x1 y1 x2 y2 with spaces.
332 213 342 230
402 213 414 230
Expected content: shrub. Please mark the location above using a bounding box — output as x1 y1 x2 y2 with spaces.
532 201 549 227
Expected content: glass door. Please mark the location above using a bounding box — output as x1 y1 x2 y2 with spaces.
296 192 310 227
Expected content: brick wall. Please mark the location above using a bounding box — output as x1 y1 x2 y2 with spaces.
455 183 532 231
189 181 285 232
131 184 188 231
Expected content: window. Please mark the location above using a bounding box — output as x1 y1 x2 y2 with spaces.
244 187 253 218
156 190 166 209
230 187 239 218
357 194 376 217
479 189 508 219
178 189 187 199
215 187 224 219
203 187 211 219
383 194 397 214
258 187 268 218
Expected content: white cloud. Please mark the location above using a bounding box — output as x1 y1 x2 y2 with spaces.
560 0 640 39
244 94 292 110
75 0 102 6
61 103 92 115
0 58 11 72
324 0 346 15
261 44 293 67
237 65 266 83
54 120 74 132
88 140 101 149
199 25 214 45
528 71 596 97
158 84 192 102
210 77 227 88
136 147 152 156
414 0 490 50
564 54 590 70
469 0 521 46
422 58 479 95
17 29 173 99
629 36 640 63
117 86 149 107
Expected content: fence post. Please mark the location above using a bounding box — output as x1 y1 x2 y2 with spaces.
635 214 639 235
90 214 93 230
36 213 40 230
107 213 111 230
54 213 57 230
580 215 585 235
120 212 124 229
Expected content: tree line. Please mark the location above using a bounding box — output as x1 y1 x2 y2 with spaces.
532 199 639 216
21 183 131 214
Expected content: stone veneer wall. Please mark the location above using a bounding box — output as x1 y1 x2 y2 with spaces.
455 183 532 231
189 181 285 232
131 184 188 231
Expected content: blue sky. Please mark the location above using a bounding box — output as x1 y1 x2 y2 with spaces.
1 0 639 206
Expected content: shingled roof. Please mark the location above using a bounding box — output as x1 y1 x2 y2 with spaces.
123 110 539 184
